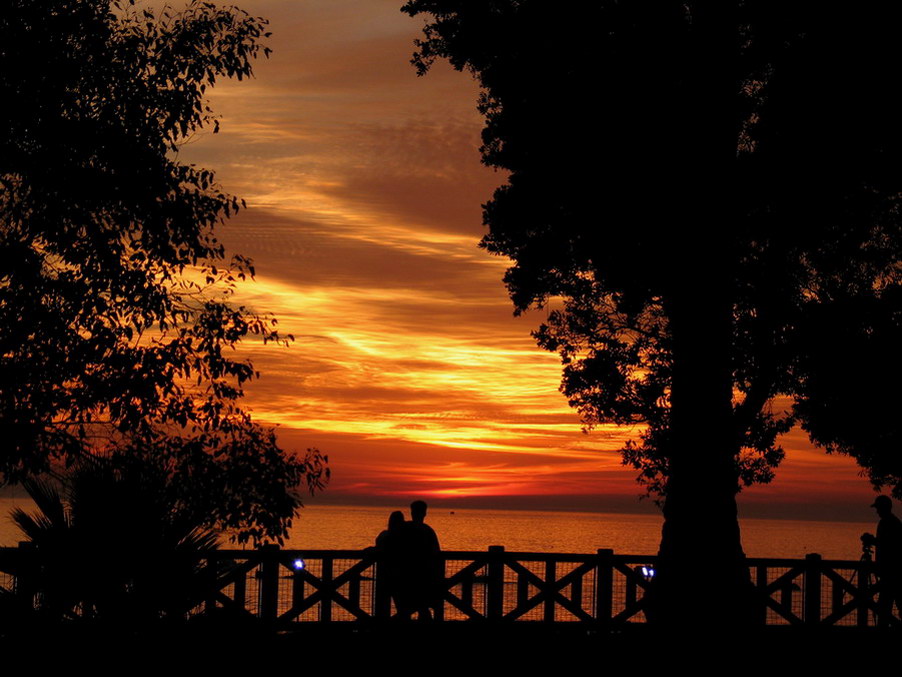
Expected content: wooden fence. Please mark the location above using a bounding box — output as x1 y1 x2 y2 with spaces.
1 546 895 627
189 547 894 626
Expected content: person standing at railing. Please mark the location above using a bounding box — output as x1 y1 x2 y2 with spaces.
866 495 902 627
371 510 413 619
403 499 443 621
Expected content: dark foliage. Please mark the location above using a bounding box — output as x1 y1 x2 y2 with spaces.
4 458 218 624
0 0 328 542
402 0 902 501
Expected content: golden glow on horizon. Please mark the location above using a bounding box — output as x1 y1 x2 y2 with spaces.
229 273 639 464
330 457 629 499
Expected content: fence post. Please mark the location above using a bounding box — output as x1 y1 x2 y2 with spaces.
755 564 769 625
259 543 280 624
319 556 333 622
858 558 871 627
596 549 613 627
543 559 556 623
487 545 505 620
434 553 445 621
804 553 822 625
292 557 306 620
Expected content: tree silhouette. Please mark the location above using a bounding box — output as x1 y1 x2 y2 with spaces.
5 457 220 625
403 1 902 622
0 0 327 543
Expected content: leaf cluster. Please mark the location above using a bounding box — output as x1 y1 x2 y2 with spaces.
1 0 327 539
404 1 902 498
3 457 219 624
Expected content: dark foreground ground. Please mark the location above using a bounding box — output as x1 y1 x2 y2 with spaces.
0 623 893 670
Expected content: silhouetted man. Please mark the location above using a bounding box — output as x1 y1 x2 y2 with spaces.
404 499 442 620
870 495 902 626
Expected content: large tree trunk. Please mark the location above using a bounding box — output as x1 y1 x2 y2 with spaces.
647 0 752 627
652 277 755 627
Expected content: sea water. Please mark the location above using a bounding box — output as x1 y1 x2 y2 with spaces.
281 504 872 561
0 499 873 561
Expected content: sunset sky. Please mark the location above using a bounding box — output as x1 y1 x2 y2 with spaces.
180 0 878 521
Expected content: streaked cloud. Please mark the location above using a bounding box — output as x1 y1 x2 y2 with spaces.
175 0 877 514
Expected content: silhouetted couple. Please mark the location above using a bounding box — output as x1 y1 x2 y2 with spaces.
374 500 443 620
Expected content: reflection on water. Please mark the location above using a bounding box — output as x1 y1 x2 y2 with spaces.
283 504 872 560
288 505 665 553
0 499 874 560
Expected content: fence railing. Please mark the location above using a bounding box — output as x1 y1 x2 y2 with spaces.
1 546 895 627
187 547 897 626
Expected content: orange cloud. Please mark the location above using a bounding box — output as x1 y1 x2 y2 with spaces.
174 0 878 517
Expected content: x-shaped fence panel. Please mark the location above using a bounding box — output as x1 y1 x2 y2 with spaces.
3 545 898 627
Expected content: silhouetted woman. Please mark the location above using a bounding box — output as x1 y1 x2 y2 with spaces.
374 510 412 618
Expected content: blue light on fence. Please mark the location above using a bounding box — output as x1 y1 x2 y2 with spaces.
641 565 655 578
293 558 306 571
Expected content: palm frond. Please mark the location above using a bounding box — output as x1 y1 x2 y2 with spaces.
19 477 68 531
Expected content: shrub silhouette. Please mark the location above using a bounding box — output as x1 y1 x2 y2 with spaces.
6 458 219 625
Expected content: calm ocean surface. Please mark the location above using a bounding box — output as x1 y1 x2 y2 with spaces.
279 504 872 560
0 498 872 561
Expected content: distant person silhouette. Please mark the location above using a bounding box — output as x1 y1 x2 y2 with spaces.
869 495 902 626
402 499 443 620
372 510 412 618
